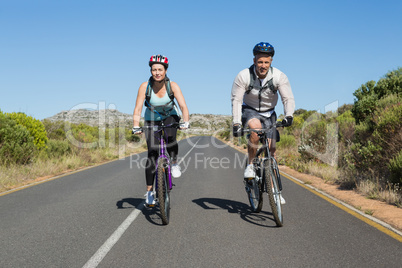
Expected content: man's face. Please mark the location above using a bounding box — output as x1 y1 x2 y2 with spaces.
253 54 273 79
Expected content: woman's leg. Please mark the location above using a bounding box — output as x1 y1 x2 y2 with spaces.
163 115 180 163
144 121 160 190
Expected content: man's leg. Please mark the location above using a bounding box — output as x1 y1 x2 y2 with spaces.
268 138 276 158
246 118 262 164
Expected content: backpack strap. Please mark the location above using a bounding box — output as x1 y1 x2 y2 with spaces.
144 76 176 116
245 65 255 94
165 77 174 101
245 65 276 94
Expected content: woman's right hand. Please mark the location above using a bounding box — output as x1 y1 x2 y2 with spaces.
132 127 143 135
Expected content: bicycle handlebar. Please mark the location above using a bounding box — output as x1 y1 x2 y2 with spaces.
242 121 286 133
132 122 188 134
140 122 180 131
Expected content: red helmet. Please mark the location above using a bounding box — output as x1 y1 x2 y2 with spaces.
149 54 169 68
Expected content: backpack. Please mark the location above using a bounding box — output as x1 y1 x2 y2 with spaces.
244 64 277 113
144 76 176 116
245 64 277 95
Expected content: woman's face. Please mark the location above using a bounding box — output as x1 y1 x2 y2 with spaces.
151 63 167 82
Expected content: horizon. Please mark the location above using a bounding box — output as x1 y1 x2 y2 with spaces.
1 1 401 120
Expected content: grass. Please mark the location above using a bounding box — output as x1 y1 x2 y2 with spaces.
0 145 145 193
365 209 374 216
0 131 191 194
231 135 402 207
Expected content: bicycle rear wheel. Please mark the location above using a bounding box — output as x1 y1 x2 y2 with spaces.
264 158 283 227
157 158 170 225
245 163 263 212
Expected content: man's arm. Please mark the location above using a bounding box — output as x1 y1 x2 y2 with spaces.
231 70 248 124
277 72 295 118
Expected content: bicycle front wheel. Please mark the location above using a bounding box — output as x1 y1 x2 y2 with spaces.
157 158 170 225
264 158 283 227
245 164 263 212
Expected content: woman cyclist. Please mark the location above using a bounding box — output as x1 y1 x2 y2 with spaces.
132 54 190 206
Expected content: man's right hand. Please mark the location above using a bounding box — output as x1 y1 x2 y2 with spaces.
233 124 242 137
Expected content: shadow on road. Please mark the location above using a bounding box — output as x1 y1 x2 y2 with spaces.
116 197 166 226
141 206 167 226
192 197 279 228
116 198 143 209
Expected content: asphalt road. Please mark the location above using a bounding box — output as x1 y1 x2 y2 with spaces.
0 136 401 267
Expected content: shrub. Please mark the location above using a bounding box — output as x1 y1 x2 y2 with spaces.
388 150 402 184
42 120 66 140
46 139 72 158
65 123 99 148
0 112 36 165
336 110 355 142
352 67 402 124
300 113 327 155
7 112 48 150
277 134 296 149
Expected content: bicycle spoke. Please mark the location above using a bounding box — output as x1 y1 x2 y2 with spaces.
264 158 283 227
157 158 170 225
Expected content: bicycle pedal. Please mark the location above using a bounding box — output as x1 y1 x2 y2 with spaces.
145 204 156 208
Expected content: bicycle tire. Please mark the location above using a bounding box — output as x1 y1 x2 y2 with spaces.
157 158 170 225
264 158 283 227
245 164 263 212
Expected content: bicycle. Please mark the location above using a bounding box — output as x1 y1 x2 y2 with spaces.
242 121 286 227
140 122 182 225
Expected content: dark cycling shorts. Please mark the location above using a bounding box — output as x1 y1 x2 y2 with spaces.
241 106 279 141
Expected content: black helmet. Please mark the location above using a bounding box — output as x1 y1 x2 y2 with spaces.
253 42 275 56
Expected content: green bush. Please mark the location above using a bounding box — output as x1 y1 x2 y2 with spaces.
352 67 402 124
277 134 296 149
349 93 402 181
65 123 99 148
388 150 402 184
300 113 327 155
46 139 72 158
42 119 66 140
336 110 355 141
0 111 36 165
373 95 401 137
7 112 48 150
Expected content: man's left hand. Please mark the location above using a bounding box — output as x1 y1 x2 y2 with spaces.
282 116 293 127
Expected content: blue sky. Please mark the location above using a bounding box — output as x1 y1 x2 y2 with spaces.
1 0 401 120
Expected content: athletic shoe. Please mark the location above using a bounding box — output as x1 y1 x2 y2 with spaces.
171 164 182 178
272 188 286 204
280 195 286 205
145 191 156 206
244 164 255 179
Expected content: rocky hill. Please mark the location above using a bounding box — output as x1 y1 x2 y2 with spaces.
44 109 231 135
45 109 133 127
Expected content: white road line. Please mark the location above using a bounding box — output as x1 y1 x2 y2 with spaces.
82 137 201 268
82 202 145 268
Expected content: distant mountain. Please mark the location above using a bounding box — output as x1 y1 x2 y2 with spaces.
44 109 231 134
44 109 133 127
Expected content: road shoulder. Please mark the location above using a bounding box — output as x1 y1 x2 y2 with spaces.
222 138 402 235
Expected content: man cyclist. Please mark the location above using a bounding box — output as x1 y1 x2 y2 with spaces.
231 42 295 204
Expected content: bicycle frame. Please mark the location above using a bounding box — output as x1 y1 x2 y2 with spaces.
146 122 178 191
156 129 172 190
248 125 283 192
